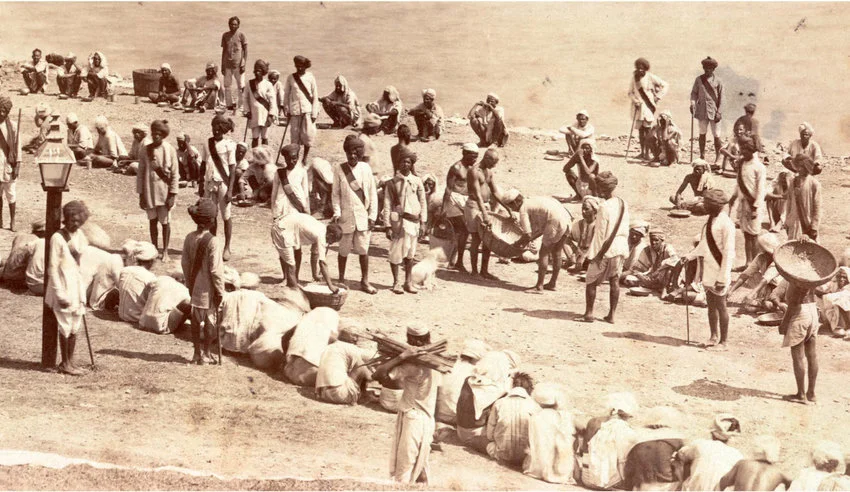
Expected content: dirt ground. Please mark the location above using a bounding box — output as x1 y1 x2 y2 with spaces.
1 79 849 490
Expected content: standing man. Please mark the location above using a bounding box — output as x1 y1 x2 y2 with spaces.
243 59 274 148
774 155 821 241
200 114 237 261
729 138 766 265
682 189 735 350
220 16 247 113
372 324 440 484
137 120 179 262
283 56 319 164
0 96 21 232
383 148 427 294
580 171 629 323
441 143 478 272
182 199 225 365
628 58 668 161
332 135 378 294
20 49 48 94
690 56 724 160
270 144 311 284
466 148 511 280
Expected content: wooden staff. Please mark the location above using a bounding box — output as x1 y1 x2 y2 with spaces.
624 106 639 160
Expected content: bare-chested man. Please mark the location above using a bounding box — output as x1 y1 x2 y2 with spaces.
718 436 791 491
464 148 510 280
441 143 479 272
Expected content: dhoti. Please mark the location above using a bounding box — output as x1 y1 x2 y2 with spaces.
390 408 435 484
444 191 468 218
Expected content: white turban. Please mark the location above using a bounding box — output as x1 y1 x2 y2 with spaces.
812 440 845 470
753 435 781 464
460 339 490 362
160 62 171 71
577 109 589 119
36 102 52 116
94 115 109 130
799 122 814 134
462 142 480 154
134 242 158 262
407 323 430 337
606 392 638 418
65 113 79 124
239 271 260 290
423 88 436 98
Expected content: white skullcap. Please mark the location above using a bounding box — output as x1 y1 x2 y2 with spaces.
460 339 490 361
577 109 589 118
36 102 51 116
176 132 186 141
752 435 781 464
132 122 148 133
160 62 171 71
501 188 521 203
407 323 430 337
134 242 158 262
423 88 436 98
798 122 814 134
65 113 79 124
94 115 109 129
532 382 563 408
240 271 260 290
462 142 480 154
606 392 639 418
66 52 76 60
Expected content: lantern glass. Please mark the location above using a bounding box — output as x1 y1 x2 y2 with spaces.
39 161 73 190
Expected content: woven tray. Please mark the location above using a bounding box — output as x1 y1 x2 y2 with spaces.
773 240 838 289
481 213 525 258
302 284 348 311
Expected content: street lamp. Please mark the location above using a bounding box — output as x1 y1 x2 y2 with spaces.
34 116 75 368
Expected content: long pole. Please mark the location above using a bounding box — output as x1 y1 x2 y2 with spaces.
272 120 291 168
624 106 639 160
82 314 95 368
41 190 63 368
690 114 695 163
684 261 691 345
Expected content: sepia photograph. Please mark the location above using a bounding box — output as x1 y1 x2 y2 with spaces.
0 1 849 489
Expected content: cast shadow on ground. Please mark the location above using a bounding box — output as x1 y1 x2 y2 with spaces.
97 348 190 364
0 356 48 373
437 270 527 292
502 307 579 321
602 331 686 347
672 377 785 402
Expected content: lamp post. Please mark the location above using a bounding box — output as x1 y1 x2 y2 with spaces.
35 117 74 368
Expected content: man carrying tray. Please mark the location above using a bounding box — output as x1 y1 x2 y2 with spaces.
579 171 629 323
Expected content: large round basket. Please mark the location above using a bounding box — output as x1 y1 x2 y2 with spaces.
773 240 838 289
132 69 160 97
481 213 525 258
302 284 348 311
430 216 454 241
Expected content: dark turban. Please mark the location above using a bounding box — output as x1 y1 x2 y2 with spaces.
0 96 12 115
595 171 618 194
253 59 269 75
397 147 418 164
150 119 170 137
188 198 217 226
701 56 719 69
343 134 364 153
293 55 311 69
794 154 815 174
62 200 90 223
211 114 234 133
703 189 729 208
280 143 300 160
738 137 757 153
634 58 650 71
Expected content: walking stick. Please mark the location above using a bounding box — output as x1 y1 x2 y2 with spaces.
624 106 639 160
690 113 695 163
217 316 223 366
82 314 96 370
272 118 291 168
242 117 250 143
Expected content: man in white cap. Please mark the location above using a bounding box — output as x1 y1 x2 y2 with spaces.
486 372 539 466
117 242 158 323
150 63 181 105
116 123 152 175
66 113 93 162
372 324 440 484
621 218 650 281
181 62 223 112
674 414 744 491
559 110 594 155
408 89 444 142
56 53 82 98
435 338 489 425
440 143 478 272
718 435 791 491
315 340 372 405
621 229 679 292
176 133 201 188
468 93 508 147
0 96 21 232
90 115 126 169
783 122 824 175
19 48 48 95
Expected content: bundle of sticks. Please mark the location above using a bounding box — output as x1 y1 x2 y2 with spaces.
358 333 455 373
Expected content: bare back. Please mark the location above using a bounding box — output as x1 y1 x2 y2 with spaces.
446 161 469 195
723 460 789 491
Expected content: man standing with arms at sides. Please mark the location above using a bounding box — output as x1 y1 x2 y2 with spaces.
690 56 724 160
283 56 319 164
441 143 479 273
332 135 378 294
729 138 765 266
137 120 179 262
628 58 668 161
0 96 21 232
580 171 629 324
200 115 238 261
220 16 247 113
465 148 511 281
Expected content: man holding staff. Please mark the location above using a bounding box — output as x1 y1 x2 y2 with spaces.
628 58 668 161
690 56 724 160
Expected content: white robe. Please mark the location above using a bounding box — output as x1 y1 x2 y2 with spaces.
524 408 576 484
679 439 744 491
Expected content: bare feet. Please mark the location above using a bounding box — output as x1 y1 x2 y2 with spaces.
543 283 557 291
191 351 203 365
480 272 499 281
451 263 469 274
603 314 615 324
391 282 404 295
806 392 817 404
577 314 595 323
404 283 418 294
160 251 170 263
783 393 807 405
528 285 544 293
712 343 729 352
705 336 718 347
360 281 377 295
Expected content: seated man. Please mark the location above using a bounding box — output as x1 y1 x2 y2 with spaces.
176 133 201 188
675 414 744 491
436 339 489 425
621 219 650 282
66 113 94 162
22 103 53 154
181 62 223 112
783 122 824 176
486 372 539 467
669 159 713 215
138 273 191 334
728 232 782 311
715 123 745 173
622 407 686 491
149 63 182 105
236 146 275 204
788 441 845 490
523 383 576 484
116 243 158 324
315 341 372 405
2 220 45 289
505 192 572 291
115 123 152 175
565 196 599 273
649 110 681 166
282 307 340 386
90 115 127 169
818 267 850 338
83 51 109 99
20 48 48 94
56 53 82 98
622 230 678 292
468 93 508 147
407 89 444 142
365 86 403 134
562 140 599 200
319 75 362 129
559 110 594 155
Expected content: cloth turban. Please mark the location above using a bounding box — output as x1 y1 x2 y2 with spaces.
176 132 186 141
701 56 719 69
703 188 729 207
65 112 78 124
253 59 269 74
397 147 417 164
595 171 618 193
532 382 562 408
134 242 158 262
269 69 280 77
31 219 46 234
744 103 757 112
132 123 148 134
692 159 709 171
501 188 521 203
94 115 109 130
211 114 234 132
205 61 217 70
36 102 52 116
407 323 430 337
423 88 436 99
188 198 217 225
362 113 382 129
629 219 649 235
711 413 742 442
460 338 489 362
462 142 480 154
343 134 365 152
160 63 171 71
66 52 76 61
422 174 437 188
293 55 311 68
0 96 12 114
794 154 815 174
280 143 300 161
643 406 682 429
583 195 602 212
250 146 272 166
649 230 666 240
223 266 240 289
811 441 844 470
753 435 781 464
606 392 638 418
150 119 170 137
240 271 260 290
659 109 673 122
798 122 814 135
634 57 650 70
576 109 589 119
486 92 500 103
